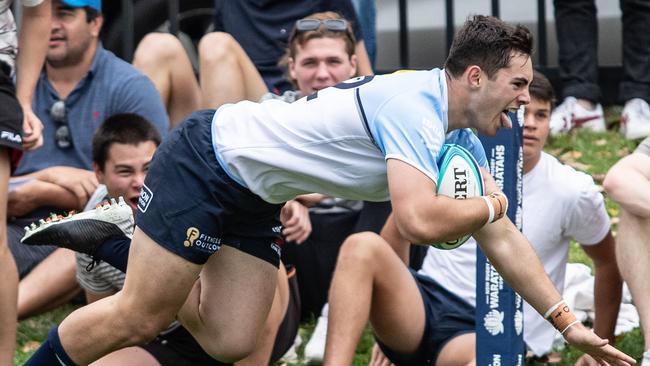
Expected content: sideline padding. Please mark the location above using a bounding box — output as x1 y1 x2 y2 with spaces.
476 109 525 366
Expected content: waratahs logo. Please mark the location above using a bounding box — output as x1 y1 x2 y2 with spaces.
514 310 523 335
484 309 505 335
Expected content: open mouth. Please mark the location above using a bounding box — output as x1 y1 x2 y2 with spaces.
128 196 139 208
500 108 518 128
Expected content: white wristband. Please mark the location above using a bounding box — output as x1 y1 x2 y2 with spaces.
543 300 565 319
481 196 495 225
561 320 580 334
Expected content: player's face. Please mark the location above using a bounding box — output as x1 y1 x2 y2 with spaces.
47 1 102 67
288 37 357 95
94 141 157 213
523 96 551 169
472 53 533 136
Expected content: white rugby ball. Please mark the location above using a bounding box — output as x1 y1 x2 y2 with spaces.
430 144 484 250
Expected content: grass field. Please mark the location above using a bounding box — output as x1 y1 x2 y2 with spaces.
13 119 646 365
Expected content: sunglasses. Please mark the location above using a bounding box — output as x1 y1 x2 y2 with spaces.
295 19 348 32
50 100 73 149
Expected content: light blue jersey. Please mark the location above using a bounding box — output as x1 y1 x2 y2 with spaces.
212 68 487 204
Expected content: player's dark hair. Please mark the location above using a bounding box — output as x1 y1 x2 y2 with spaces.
529 70 556 108
444 15 533 79
92 113 161 171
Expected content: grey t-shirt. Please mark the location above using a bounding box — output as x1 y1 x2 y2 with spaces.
0 0 44 71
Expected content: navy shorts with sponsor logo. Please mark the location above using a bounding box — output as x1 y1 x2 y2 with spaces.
377 269 475 366
0 61 24 169
136 109 284 267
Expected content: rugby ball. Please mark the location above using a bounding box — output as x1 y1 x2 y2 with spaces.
430 144 484 250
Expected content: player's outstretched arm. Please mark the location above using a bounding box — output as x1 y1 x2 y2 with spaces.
472 194 635 364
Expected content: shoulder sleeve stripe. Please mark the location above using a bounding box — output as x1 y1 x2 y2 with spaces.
355 88 378 149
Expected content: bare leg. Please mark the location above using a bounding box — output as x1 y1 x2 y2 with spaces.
197 32 268 109
57 228 201 364
90 347 160 366
323 232 425 366
0 150 16 366
435 333 476 366
133 33 201 128
177 244 278 363
18 248 80 319
616 209 650 350
604 152 650 351
235 262 289 366
604 153 650 217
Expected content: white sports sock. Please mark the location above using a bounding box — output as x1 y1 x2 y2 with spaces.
642 349 650 366
321 302 329 318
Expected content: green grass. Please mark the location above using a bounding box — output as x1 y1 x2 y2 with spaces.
14 304 79 365
14 121 646 365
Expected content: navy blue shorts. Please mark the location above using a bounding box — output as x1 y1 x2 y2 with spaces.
136 109 284 267
377 270 475 366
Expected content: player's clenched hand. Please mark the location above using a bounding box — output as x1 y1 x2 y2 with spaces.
280 200 312 244
564 323 635 365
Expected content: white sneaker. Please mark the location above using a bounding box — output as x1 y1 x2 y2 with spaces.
304 304 329 363
621 98 650 140
550 97 606 134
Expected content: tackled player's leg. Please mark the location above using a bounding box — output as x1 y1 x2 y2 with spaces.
57 227 202 364
177 244 278 363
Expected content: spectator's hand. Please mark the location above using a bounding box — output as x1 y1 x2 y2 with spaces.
574 353 601 366
44 167 98 207
280 200 312 243
563 323 635 365
369 343 395 366
21 107 44 151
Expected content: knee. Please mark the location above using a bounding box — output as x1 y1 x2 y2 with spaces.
134 32 185 66
338 232 386 265
603 169 629 205
198 32 238 65
114 306 176 345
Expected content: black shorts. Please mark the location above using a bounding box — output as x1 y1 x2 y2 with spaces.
269 265 301 363
376 270 476 366
135 109 284 267
141 325 229 366
0 61 24 169
140 267 301 365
